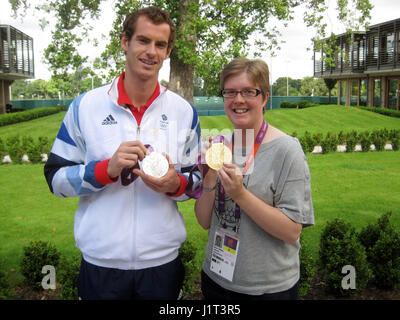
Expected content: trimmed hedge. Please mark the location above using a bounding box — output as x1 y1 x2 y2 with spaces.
280 100 316 109
0 106 66 127
295 129 400 153
1 135 51 163
354 106 400 118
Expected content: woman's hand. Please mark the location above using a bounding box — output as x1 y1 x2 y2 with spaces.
217 163 245 201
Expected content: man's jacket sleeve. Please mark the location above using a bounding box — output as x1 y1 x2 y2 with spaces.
44 94 106 197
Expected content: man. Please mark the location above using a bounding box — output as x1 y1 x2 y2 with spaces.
44 6 201 300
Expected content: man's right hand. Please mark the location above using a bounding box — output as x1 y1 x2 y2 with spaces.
107 141 149 179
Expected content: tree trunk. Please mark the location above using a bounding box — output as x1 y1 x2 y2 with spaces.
169 50 194 105
167 0 197 105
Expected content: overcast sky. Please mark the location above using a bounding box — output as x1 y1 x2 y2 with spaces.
1 0 399 84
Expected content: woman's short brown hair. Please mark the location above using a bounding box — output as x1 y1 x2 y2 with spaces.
120 6 176 51
220 58 270 100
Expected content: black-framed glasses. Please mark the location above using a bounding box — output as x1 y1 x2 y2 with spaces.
220 88 263 98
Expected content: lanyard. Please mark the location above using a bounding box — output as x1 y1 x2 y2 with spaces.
218 120 268 228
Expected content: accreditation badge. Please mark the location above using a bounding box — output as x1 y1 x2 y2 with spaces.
209 228 240 282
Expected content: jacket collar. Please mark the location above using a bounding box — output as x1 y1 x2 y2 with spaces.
108 72 167 108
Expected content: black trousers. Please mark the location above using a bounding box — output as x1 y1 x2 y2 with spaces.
201 270 299 300
77 256 185 300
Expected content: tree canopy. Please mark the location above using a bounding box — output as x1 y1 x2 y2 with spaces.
10 0 372 102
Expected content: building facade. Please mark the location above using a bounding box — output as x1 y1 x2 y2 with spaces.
314 18 400 110
0 25 34 114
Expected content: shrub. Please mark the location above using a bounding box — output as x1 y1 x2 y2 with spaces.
6 135 23 162
354 106 400 118
179 239 197 298
20 241 61 291
280 101 296 108
297 100 314 108
299 239 315 297
299 131 315 153
359 132 371 152
345 131 357 153
0 107 63 127
358 212 400 289
337 131 346 145
371 130 386 151
389 129 400 151
313 133 323 146
0 265 11 299
0 138 6 157
319 219 372 296
58 254 81 300
38 136 51 155
321 132 337 154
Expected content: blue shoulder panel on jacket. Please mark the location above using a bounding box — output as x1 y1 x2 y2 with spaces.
189 104 199 130
57 122 77 147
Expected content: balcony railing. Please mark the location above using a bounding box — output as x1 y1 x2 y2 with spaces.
0 25 34 78
314 18 400 77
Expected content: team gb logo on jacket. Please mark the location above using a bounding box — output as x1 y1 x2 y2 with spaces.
160 114 168 130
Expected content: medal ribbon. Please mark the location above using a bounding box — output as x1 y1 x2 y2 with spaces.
218 120 269 223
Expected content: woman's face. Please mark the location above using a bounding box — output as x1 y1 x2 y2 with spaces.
222 72 268 130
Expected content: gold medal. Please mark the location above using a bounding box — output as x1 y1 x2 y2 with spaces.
205 142 232 170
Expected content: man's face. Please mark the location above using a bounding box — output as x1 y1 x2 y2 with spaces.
122 15 171 82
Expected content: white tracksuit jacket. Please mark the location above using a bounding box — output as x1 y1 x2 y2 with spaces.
44 76 201 270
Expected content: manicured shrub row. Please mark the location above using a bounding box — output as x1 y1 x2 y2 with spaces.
294 129 400 154
0 135 52 164
354 105 400 118
318 212 400 297
0 106 66 127
280 100 316 109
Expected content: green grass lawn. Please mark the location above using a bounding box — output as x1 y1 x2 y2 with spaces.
1 150 399 288
200 105 400 136
1 105 399 141
0 104 399 294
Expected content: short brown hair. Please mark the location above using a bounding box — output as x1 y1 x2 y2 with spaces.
120 6 176 51
220 58 270 100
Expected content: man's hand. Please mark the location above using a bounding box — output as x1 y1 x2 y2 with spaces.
133 153 181 194
107 141 149 179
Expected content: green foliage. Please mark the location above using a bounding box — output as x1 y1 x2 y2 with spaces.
321 132 337 154
390 129 400 151
345 131 357 152
280 100 315 109
0 138 6 157
2 135 51 163
20 241 61 291
0 261 11 299
299 131 315 153
0 107 63 127
354 105 400 118
359 132 371 152
179 239 197 297
10 0 372 100
319 219 372 296
371 130 386 151
6 135 23 163
57 255 81 300
299 240 315 297
358 212 400 290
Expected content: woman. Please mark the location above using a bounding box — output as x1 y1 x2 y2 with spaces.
195 57 314 300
